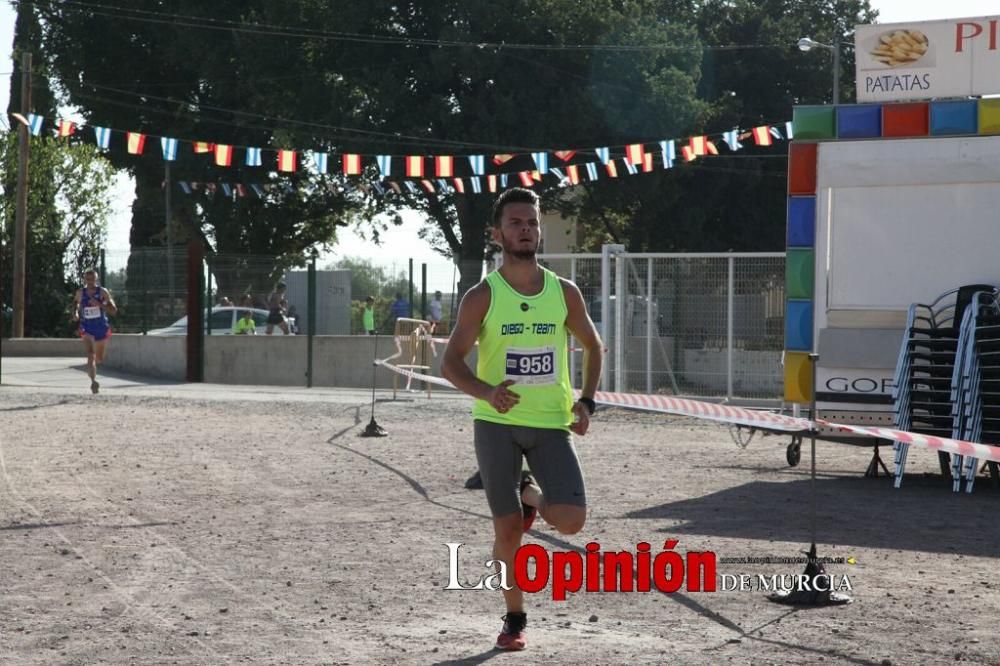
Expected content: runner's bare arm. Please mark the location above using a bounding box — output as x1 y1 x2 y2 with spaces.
562 279 603 434
71 289 82 321
102 288 118 316
441 282 520 412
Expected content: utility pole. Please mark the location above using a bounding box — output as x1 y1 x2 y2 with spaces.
12 52 31 337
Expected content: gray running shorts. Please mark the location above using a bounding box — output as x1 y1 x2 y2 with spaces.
473 419 587 518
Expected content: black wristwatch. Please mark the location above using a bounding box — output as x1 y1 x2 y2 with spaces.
577 397 596 415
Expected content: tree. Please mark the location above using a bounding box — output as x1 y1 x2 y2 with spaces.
2 2 115 337
329 256 414 303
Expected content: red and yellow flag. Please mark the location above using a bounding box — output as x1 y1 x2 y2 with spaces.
406 156 424 178
554 150 576 162
343 154 362 175
435 156 454 178
487 175 498 193
642 153 654 173
214 144 233 167
278 149 297 172
605 161 619 178
452 178 465 194
567 165 580 185
689 136 708 156
625 143 644 165
127 132 146 155
518 171 533 187
421 180 436 193
193 141 213 154
752 126 773 146
493 154 514 165
707 140 719 155
57 120 75 137
682 145 697 162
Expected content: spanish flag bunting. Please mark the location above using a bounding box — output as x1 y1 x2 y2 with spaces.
452 178 465 194
706 140 719 155
642 153 654 173
625 143 644 165
278 149 297 172
532 170 543 182
567 165 580 185
126 132 146 155
435 155 453 178
605 160 618 178
487 175 498 193
518 171 533 187
214 144 233 167
554 150 576 162
689 136 708 156
193 141 214 154
752 125 773 146
57 120 75 137
406 155 424 177
343 153 362 175
682 145 697 162
421 179 436 193
493 154 514 165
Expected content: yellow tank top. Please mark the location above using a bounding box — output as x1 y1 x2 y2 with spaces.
471 267 573 430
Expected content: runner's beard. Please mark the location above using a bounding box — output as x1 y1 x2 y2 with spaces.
501 235 538 261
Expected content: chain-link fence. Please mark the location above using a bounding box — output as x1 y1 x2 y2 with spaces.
541 251 785 402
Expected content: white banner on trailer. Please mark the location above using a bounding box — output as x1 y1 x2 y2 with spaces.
855 15 1000 102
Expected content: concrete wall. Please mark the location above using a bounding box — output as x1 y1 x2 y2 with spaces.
3 334 477 389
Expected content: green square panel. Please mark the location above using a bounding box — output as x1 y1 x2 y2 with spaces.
786 248 815 299
793 106 836 140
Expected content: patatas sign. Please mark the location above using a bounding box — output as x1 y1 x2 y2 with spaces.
855 16 1000 102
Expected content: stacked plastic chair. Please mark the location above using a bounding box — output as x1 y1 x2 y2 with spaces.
951 290 1000 492
891 285 995 488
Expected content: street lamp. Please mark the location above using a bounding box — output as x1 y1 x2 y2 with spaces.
797 36 841 104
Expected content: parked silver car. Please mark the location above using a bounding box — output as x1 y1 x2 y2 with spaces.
147 307 295 335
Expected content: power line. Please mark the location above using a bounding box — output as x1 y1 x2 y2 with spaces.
29 0 790 53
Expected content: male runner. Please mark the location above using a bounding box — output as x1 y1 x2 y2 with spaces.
442 188 603 651
72 268 118 394
266 282 289 335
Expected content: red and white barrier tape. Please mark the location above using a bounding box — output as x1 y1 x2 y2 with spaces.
817 421 1000 465
375 360 1000 463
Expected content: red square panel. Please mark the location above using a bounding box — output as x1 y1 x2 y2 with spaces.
882 103 929 137
788 143 817 195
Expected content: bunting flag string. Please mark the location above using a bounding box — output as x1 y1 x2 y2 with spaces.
6 110 791 196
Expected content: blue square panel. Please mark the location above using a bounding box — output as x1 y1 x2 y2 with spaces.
787 197 816 247
836 105 882 139
930 100 978 136
785 299 813 351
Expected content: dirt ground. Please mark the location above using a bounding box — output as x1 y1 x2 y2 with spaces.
1 361 999 665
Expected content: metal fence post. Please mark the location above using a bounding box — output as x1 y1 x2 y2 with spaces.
727 254 735 400
408 258 414 318
99 249 106 287
614 252 625 394
421 263 427 320
307 256 316 388
647 257 653 395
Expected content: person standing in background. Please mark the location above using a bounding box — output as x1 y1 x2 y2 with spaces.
363 296 376 335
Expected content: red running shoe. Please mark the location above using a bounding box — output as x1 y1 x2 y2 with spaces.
520 472 537 531
495 612 527 651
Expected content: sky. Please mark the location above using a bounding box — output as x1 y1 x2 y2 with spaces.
1 0 998 277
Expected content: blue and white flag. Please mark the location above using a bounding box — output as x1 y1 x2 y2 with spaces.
500 174 509 188
623 158 638 175
470 177 482 194
659 139 676 168
27 113 44 136
468 154 485 176
722 131 742 152
531 151 549 175
178 181 192 194
221 183 233 197
245 147 262 167
310 151 329 174
250 183 265 197
785 121 794 140
550 167 565 182
404 181 419 194
94 126 112 151
160 137 178 161
595 147 610 165
437 178 451 193
770 126 784 141
372 181 386 196
585 163 599 181
376 155 392 177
